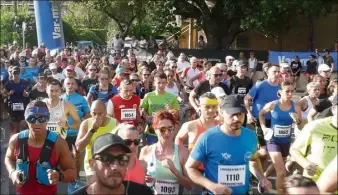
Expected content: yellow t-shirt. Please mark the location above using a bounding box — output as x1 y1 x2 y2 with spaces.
84 117 117 176
292 117 337 181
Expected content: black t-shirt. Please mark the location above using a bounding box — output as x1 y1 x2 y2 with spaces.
82 77 98 94
290 61 302 73
255 62 263 72
314 98 333 119
306 60 317 74
29 88 48 101
38 64 49 74
194 80 231 100
229 75 253 98
71 181 154 195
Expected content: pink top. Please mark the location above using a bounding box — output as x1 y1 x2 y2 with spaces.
124 159 146 184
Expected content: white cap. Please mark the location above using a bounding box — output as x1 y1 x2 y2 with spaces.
318 64 331 73
232 60 239 67
225 56 234 61
280 62 290 68
49 63 57 69
211 87 226 99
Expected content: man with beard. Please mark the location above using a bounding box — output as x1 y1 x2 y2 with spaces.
185 95 271 195
71 133 153 195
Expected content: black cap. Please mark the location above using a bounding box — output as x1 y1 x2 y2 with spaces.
219 95 247 115
323 48 330 53
44 69 52 75
332 95 337 105
92 133 131 156
38 72 47 78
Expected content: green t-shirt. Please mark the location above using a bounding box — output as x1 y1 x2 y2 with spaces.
141 91 180 116
292 117 337 181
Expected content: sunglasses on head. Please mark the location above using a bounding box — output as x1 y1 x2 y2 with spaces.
94 154 130 167
124 139 139 146
26 115 48 124
158 126 175 134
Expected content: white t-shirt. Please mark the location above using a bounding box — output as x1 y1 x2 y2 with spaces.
62 66 85 80
177 61 190 73
113 38 124 51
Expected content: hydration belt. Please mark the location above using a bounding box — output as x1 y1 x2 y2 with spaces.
16 130 59 186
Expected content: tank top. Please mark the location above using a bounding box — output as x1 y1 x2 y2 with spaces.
271 100 295 144
84 117 117 176
248 58 257 69
124 158 146 184
44 99 67 139
165 82 179 97
301 96 315 120
15 142 58 195
147 144 182 195
111 95 140 126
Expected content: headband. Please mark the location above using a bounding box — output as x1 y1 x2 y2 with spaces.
25 107 50 121
204 98 219 105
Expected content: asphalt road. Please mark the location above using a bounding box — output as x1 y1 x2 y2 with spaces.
0 93 302 194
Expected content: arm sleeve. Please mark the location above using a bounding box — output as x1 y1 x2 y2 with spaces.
141 94 149 111
292 125 312 156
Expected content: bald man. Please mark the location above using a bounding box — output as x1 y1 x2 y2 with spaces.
75 100 118 184
189 66 231 112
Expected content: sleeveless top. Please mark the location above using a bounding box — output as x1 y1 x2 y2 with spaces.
301 96 315 120
165 82 179 97
147 144 183 195
271 100 295 144
124 158 146 184
15 142 58 194
84 117 117 176
44 99 67 139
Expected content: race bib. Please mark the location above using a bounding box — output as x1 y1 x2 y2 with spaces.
121 108 136 120
238 87 247 95
47 122 67 139
274 125 291 137
154 179 179 195
12 103 24 111
218 165 246 187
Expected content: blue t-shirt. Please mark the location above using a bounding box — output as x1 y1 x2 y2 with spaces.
25 66 39 81
270 100 295 144
4 79 28 104
248 80 280 119
88 84 118 104
1 68 9 84
62 92 90 136
190 126 258 195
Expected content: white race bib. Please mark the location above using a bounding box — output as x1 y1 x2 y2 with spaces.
154 179 179 195
238 87 247 95
12 103 24 111
47 122 66 139
274 125 291 137
218 165 246 187
121 108 136 120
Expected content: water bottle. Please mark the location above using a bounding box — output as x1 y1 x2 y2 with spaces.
67 178 83 194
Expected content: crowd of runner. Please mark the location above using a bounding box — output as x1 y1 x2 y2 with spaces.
0 42 337 195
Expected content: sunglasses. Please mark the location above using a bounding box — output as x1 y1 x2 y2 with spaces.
143 74 149 76
124 139 139 146
26 116 48 124
131 79 139 82
94 154 129 167
89 69 96 71
212 74 222 78
158 126 175 134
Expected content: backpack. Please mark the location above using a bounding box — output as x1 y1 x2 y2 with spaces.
92 83 116 100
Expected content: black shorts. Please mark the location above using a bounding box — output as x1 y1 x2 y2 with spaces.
252 119 271 147
9 110 25 122
267 141 291 157
66 135 77 151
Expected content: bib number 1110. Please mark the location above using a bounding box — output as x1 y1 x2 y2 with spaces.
226 174 240 181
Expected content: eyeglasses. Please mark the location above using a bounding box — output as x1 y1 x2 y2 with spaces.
212 74 222 78
94 154 129 167
26 116 48 124
100 77 109 81
220 70 227 73
124 139 139 146
157 126 175 134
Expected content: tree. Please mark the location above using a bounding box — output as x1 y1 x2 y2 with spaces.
148 0 338 49
80 0 147 36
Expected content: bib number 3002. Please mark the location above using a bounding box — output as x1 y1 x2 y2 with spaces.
218 165 246 187
154 179 179 195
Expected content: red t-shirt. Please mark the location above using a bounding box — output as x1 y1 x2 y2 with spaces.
278 72 291 82
110 94 140 126
14 139 58 195
112 77 121 88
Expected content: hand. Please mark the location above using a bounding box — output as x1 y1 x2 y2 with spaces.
305 163 318 176
10 170 25 188
23 91 29 97
57 118 68 129
92 117 103 130
47 169 59 185
247 113 257 124
259 178 272 193
209 183 232 195
137 123 144 133
161 159 176 172
8 90 14 96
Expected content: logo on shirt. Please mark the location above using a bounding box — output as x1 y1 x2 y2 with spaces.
244 152 252 162
119 105 125 109
133 104 137 108
221 153 231 161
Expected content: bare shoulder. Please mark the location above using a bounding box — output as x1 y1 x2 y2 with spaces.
139 144 153 159
177 145 189 156
8 133 19 150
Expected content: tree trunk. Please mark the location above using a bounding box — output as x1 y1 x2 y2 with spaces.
308 16 314 51
203 27 240 50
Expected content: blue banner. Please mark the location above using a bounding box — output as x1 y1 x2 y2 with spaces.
269 51 338 72
34 0 64 50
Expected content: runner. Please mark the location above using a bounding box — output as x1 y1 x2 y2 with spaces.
5 100 76 195
229 60 253 98
29 73 48 101
44 79 80 140
107 79 141 127
75 100 118 184
3 66 29 136
49 63 65 82
141 72 180 145
316 155 338 194
215 63 230 85
87 69 118 106
81 64 98 95
129 73 141 96
181 57 200 99
139 69 152 99
111 66 130 88
139 110 193 194
164 69 184 101
71 133 153 195
114 124 146 184
285 174 320 195
185 95 271 195
305 55 318 83
259 81 301 194
290 95 337 182
290 56 302 89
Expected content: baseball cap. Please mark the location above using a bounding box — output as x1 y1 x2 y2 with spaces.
38 72 47 78
219 95 247 115
235 60 247 67
92 133 131 156
19 52 26 57
116 66 125 74
44 69 52 75
211 87 226 99
225 56 235 61
318 64 331 72
49 63 57 69
280 62 290 68
66 65 75 71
